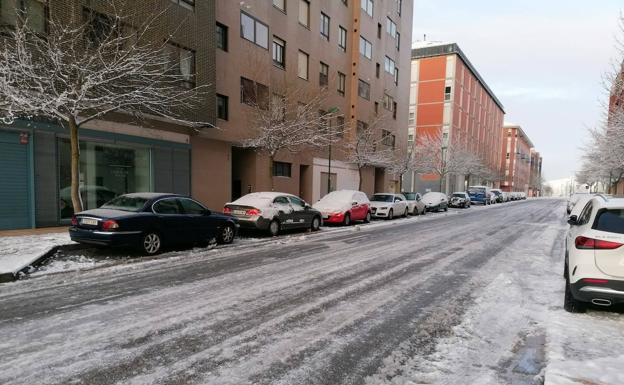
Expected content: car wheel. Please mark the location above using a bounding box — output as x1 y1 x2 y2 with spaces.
141 232 162 255
343 212 352 226
311 216 321 231
444 206 448 212
388 209 394 220
421 208 426 215
564 277 586 313
364 211 371 223
269 220 280 236
403 208 409 217
218 224 235 244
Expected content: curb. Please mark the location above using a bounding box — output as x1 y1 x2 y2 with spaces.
0 243 88 283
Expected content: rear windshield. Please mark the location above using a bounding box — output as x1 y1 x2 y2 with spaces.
403 193 417 200
468 188 485 195
594 209 624 234
452 193 465 198
371 194 393 202
101 196 148 212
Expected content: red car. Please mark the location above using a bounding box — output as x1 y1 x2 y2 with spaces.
312 190 371 225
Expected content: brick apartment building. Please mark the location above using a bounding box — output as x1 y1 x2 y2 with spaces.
205 0 414 208
528 149 543 197
0 0 215 230
0 0 413 230
404 42 505 194
500 124 533 194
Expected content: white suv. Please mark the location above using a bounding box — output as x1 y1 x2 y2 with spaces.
564 195 624 312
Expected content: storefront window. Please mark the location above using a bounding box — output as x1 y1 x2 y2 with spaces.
58 139 151 219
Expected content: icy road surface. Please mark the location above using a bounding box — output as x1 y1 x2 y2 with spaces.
1 199 623 385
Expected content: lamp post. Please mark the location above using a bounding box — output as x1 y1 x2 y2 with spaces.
326 107 339 195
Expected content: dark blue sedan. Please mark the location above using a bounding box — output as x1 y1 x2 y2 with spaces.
69 193 239 254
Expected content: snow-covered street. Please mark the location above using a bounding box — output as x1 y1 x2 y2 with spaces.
0 199 622 385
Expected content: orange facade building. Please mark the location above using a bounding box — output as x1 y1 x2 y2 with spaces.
500 124 533 194
405 42 505 193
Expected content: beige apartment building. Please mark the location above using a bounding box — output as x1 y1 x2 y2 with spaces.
197 0 414 208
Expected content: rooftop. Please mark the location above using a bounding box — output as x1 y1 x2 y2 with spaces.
503 124 535 148
411 42 505 113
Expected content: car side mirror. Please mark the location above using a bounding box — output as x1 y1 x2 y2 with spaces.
352 201 358 206
567 215 578 225
203 209 211 216
304 204 311 210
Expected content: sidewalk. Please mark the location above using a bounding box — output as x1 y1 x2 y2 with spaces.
0 227 73 282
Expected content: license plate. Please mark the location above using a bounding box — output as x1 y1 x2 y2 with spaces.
80 218 98 226
322 214 329 219
233 210 247 215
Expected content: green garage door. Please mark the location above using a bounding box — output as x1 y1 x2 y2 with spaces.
0 131 31 230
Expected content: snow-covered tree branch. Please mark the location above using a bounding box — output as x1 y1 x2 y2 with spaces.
0 1 211 212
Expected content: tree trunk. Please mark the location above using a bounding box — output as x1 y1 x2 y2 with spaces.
269 155 275 191
68 116 83 214
439 173 444 193
358 166 363 191
397 173 403 193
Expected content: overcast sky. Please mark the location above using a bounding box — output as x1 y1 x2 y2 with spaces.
411 0 622 181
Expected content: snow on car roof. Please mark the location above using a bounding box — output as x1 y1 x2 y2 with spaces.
230 192 295 205
123 192 181 199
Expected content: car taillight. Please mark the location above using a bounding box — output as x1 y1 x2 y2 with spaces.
246 208 261 216
71 216 78 226
102 219 119 231
223 207 232 214
583 278 609 284
575 236 624 250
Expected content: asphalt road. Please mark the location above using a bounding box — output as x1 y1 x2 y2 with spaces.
0 199 566 385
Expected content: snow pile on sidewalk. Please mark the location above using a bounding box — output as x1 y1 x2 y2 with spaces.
0 233 73 276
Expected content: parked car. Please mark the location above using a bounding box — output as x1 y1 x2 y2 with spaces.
501 191 510 202
369 193 409 219
468 186 492 205
449 192 471 208
570 194 612 218
564 195 624 312
224 192 322 236
567 192 590 214
313 190 371 226
490 189 504 203
422 192 448 212
519 192 527 200
403 192 426 215
69 193 239 255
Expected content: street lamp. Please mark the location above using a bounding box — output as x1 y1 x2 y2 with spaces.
326 107 340 195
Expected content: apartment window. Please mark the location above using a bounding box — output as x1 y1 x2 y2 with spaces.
386 18 397 38
241 77 269 109
165 43 196 89
1 0 47 33
377 23 382 39
358 79 370 100
84 9 117 46
394 68 399 85
216 94 229 120
376 63 380 78
299 0 310 28
272 36 285 68
342 0 348 5
506 153 510 159
396 0 402 15
273 161 292 177
444 86 452 101
382 130 395 148
383 94 394 111
338 72 346 96
408 112 415 125
384 56 396 74
359 36 372 59
319 62 329 87
241 11 269 49
336 116 345 137
396 32 401 50
374 101 379 114
393 101 397 119
216 22 228 51
170 0 194 10
361 0 373 17
338 26 347 51
298 50 309 80
273 0 286 12
320 12 330 40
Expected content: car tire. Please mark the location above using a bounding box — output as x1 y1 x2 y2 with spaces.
269 220 280 236
403 208 409 217
343 212 352 226
364 211 371 223
444 206 448 212
218 224 235 244
388 209 394 220
564 277 586 313
421 208 426 215
311 216 321 231
141 232 162 255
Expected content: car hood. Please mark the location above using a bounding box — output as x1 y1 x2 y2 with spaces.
422 198 443 205
75 208 141 219
369 201 393 208
313 201 350 212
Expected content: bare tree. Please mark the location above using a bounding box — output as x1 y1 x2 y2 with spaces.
413 134 473 192
344 114 394 190
242 83 343 190
0 3 210 213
